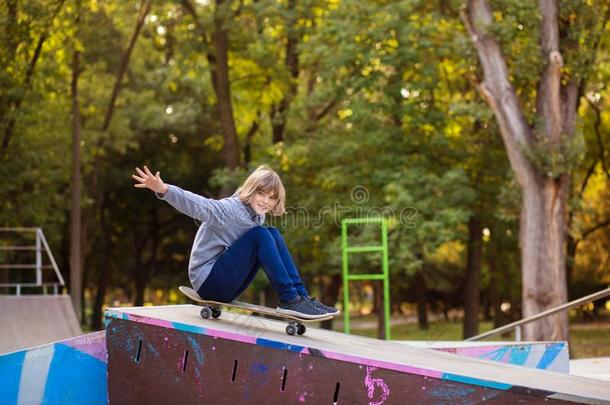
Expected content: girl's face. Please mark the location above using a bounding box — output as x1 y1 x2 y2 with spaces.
250 190 277 215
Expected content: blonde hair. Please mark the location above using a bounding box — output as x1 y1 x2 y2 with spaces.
237 165 286 216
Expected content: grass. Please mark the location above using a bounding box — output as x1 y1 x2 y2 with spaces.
570 322 610 359
333 318 494 341
332 316 610 359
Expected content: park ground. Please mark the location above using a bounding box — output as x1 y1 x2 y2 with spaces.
331 315 610 359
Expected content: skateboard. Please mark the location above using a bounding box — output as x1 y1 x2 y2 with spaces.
179 286 336 336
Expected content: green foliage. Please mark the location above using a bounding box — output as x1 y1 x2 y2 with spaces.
523 128 587 178
0 0 607 331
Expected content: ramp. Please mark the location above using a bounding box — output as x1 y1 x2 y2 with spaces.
0 331 107 404
105 305 610 404
0 295 82 354
398 340 570 373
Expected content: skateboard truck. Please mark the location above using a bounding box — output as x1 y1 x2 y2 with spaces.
285 322 306 336
199 305 222 319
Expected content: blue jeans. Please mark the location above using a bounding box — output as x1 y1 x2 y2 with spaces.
197 226 309 303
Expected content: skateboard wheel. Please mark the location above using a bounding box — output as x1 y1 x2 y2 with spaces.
286 323 298 336
200 306 212 319
297 324 306 335
211 308 221 318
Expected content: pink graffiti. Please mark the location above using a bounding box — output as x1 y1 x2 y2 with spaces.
62 331 107 362
318 351 443 379
365 366 390 405
126 313 173 329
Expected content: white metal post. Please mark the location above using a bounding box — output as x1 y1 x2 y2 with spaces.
36 229 42 285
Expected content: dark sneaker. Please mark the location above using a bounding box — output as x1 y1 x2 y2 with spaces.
275 296 329 319
305 296 340 315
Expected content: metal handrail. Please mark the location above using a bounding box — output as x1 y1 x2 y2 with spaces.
0 282 63 286
0 227 66 295
38 228 65 285
466 287 610 341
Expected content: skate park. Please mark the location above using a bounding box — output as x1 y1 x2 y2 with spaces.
1 226 610 404
2 0 610 404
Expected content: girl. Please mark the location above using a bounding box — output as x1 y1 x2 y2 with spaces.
132 165 338 319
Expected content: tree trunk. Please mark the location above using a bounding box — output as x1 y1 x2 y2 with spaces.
134 267 146 307
270 0 299 144
487 247 501 329
90 269 109 331
566 226 577 298
320 274 341 330
133 202 160 307
414 270 428 330
133 228 146 307
102 0 152 132
69 13 83 321
133 235 147 307
463 216 482 338
90 192 111 330
213 0 240 196
80 0 152 314
80 198 89 309
243 115 260 165
481 290 491 322
462 0 582 340
520 177 570 340
374 281 386 339
180 0 240 195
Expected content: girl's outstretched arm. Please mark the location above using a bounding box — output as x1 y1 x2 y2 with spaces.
132 165 229 222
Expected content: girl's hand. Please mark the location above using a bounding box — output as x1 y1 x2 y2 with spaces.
132 165 168 195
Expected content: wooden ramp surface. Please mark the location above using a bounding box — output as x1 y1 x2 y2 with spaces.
106 304 610 403
0 295 82 354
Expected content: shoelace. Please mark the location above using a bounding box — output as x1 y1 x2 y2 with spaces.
308 296 335 310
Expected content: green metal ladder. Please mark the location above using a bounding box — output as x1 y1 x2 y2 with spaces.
341 217 390 339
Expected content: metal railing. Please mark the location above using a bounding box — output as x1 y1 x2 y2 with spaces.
466 287 610 341
0 227 65 295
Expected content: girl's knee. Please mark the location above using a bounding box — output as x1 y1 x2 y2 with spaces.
246 225 266 234
250 225 273 241
266 226 283 239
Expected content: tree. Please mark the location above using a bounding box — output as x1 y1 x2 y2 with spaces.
70 0 83 318
181 0 241 196
0 0 66 150
462 0 608 340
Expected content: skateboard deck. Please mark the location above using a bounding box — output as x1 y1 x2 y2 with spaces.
179 286 336 336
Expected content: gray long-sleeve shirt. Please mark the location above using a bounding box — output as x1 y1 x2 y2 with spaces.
156 184 264 291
